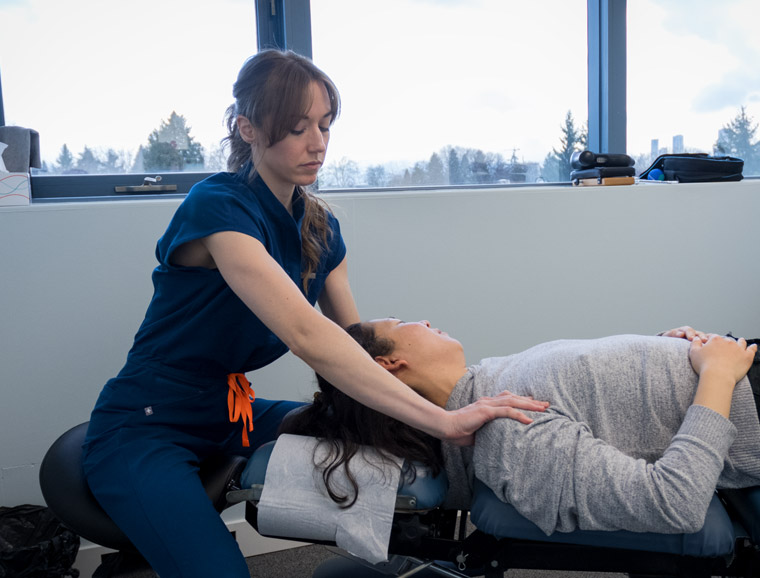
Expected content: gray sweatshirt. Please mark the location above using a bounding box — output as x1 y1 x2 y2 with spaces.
443 335 760 535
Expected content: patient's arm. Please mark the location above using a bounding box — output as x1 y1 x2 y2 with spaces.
473 336 756 536
473 403 737 536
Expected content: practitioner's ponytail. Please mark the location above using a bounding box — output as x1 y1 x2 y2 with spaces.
223 49 341 294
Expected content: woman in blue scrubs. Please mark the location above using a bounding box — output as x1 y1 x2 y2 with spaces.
81 50 548 578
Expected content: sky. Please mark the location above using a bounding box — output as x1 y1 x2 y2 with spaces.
627 0 760 157
1 0 759 173
0 0 257 168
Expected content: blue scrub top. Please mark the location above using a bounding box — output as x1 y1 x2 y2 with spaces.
127 163 346 378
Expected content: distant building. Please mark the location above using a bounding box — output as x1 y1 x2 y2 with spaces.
651 139 659 160
673 135 684 154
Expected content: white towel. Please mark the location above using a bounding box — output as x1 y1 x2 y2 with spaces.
257 434 402 564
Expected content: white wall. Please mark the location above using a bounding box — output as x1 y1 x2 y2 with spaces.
2 180 759 509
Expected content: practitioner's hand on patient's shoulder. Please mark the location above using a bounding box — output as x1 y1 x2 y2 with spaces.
689 334 757 384
444 392 550 447
659 326 708 343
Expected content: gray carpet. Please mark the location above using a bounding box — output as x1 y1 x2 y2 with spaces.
246 544 336 577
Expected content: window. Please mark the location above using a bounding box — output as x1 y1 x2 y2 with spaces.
0 0 258 198
4 1 752 200
627 0 760 176
310 0 588 188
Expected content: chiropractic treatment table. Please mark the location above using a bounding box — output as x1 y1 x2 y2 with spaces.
231 436 760 578
40 424 760 578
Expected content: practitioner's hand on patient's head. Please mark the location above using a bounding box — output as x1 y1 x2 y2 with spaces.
660 326 708 343
689 334 757 384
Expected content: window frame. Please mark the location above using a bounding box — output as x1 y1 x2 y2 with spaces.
0 68 5 127
2 0 625 202
587 0 626 154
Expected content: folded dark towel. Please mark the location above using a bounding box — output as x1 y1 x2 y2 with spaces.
0 126 41 172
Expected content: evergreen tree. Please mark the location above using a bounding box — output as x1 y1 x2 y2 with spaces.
714 106 760 175
76 146 101 174
55 144 75 173
102 149 122 173
145 141 182 172
470 149 489 183
551 110 587 181
459 153 472 184
144 112 205 172
411 161 426 184
427 152 446 185
447 148 462 185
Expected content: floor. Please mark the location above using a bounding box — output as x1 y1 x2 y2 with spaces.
84 543 629 578
245 545 628 578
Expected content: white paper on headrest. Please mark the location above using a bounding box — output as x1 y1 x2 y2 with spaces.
257 434 403 564
0 143 8 172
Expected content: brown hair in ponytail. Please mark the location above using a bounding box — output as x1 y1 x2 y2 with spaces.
222 49 341 293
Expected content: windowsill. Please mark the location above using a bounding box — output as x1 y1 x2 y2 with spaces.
2 177 758 213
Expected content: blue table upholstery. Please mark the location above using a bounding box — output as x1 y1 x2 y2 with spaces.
470 479 738 558
240 440 449 511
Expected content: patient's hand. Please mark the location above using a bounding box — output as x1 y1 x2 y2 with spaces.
443 392 550 446
689 334 757 382
659 326 708 343
689 335 757 418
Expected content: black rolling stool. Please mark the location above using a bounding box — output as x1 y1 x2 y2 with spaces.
39 422 248 576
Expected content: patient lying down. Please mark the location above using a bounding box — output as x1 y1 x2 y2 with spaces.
280 320 760 536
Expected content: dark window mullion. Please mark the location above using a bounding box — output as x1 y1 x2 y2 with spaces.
587 0 626 154
0 67 5 126
256 0 312 58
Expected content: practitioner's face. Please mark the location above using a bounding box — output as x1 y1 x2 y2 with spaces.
244 81 332 197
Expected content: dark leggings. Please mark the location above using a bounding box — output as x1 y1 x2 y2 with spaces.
727 335 760 419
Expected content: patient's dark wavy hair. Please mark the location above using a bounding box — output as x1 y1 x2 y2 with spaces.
278 322 443 508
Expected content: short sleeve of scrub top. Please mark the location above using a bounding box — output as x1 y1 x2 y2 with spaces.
127 165 346 377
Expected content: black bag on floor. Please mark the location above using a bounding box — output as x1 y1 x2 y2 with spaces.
640 153 744 182
0 505 79 578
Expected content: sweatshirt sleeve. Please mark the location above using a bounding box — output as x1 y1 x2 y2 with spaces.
473 404 736 535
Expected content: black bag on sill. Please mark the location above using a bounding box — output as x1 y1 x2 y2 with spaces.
0 505 80 578
639 153 744 183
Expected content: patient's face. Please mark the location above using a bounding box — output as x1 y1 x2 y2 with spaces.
369 318 464 362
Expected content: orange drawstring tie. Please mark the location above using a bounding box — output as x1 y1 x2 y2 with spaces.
227 373 255 447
